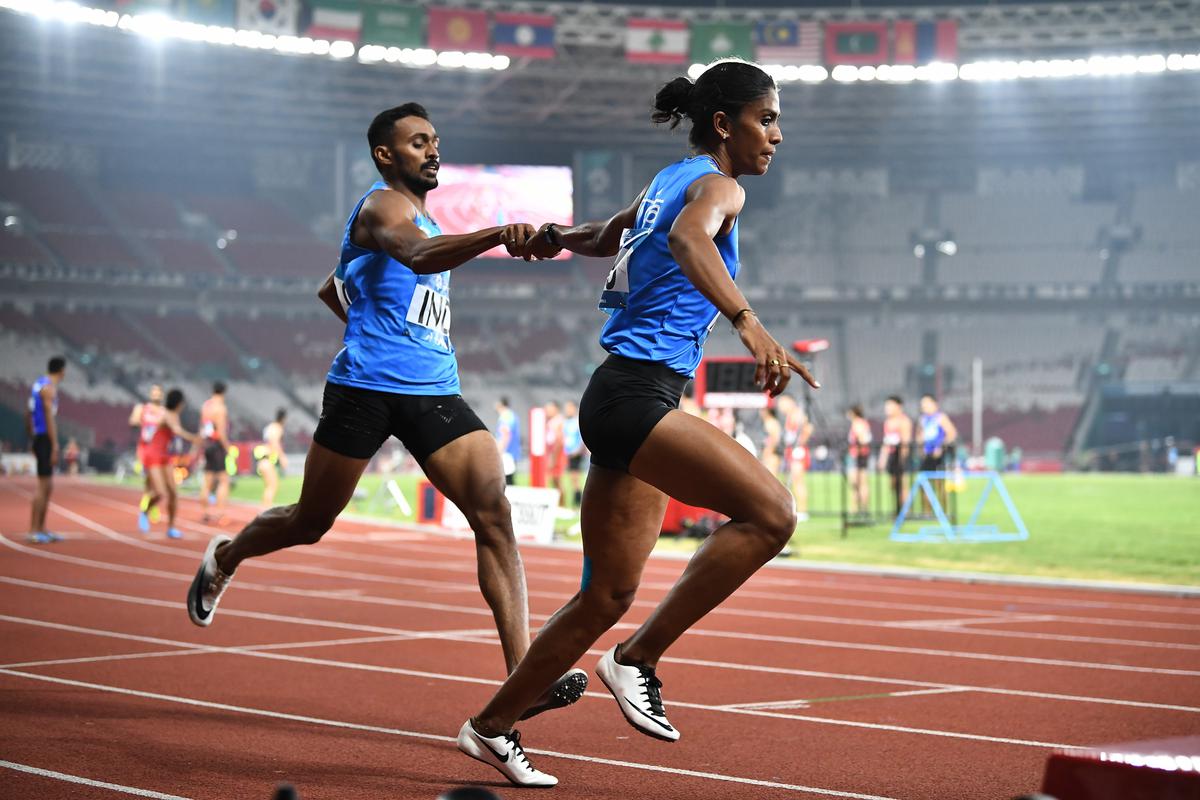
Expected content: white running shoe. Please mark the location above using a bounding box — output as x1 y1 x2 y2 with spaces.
595 645 680 742
188 535 233 627
456 720 557 788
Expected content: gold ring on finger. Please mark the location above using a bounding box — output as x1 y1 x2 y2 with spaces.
770 359 780 366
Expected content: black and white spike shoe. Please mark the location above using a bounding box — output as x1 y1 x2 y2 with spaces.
519 668 589 721
456 720 557 787
595 645 680 742
187 535 233 627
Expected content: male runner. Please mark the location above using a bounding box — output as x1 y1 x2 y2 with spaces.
26 356 65 543
187 103 586 716
199 382 231 524
130 384 164 531
917 394 957 513
879 395 914 518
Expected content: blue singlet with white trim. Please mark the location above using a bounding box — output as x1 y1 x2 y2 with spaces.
327 181 459 395
598 155 739 378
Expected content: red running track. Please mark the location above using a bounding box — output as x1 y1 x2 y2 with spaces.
1 477 1198 800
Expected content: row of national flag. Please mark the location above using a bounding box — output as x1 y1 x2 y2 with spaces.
683 19 959 66
101 1 958 65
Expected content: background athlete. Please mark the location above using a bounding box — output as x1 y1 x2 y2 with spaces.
255 407 287 507
457 61 818 787
917 393 958 513
130 384 165 532
776 394 812 522
879 395 914 518
26 356 66 544
187 103 585 717
199 381 231 524
493 396 521 486
140 388 200 540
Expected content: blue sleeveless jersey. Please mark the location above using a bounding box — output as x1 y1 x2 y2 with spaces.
28 375 56 435
327 182 459 395
598 155 739 377
921 413 947 455
496 408 521 461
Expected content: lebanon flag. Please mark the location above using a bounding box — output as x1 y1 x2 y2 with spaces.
626 18 688 64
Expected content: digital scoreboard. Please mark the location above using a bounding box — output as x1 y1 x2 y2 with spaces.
694 357 767 409
694 340 829 409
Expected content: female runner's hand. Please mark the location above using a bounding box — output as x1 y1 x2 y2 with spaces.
735 313 820 397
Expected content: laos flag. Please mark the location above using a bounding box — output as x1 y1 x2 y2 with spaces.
492 12 556 59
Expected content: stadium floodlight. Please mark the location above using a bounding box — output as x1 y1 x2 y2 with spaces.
936 240 957 256
832 65 859 82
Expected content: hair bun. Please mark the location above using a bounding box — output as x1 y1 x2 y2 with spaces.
651 76 695 129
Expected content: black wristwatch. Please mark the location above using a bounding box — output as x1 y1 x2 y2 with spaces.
544 223 564 249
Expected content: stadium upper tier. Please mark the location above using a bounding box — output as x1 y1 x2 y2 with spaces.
3 167 1198 290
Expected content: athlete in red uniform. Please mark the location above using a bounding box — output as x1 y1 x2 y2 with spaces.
776 394 813 522
544 401 566 499
141 388 199 539
130 384 164 532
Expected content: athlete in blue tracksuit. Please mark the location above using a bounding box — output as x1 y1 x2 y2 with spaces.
461 61 820 787
26 356 66 543
187 104 587 722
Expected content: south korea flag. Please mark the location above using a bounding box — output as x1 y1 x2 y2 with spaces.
237 0 299 35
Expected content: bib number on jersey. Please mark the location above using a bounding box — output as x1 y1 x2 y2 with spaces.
406 283 452 342
599 227 652 311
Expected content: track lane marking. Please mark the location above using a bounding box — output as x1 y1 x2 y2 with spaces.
62 483 1200 620
0 759 191 799
4 532 1199 678
0 669 899 800
7 574 1197 714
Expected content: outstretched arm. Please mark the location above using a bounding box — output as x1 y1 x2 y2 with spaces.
671 175 818 395
356 190 534 274
524 186 650 260
165 412 199 445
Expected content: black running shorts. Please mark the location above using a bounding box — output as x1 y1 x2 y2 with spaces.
313 381 487 465
579 354 689 473
920 452 944 472
32 434 53 477
203 442 227 473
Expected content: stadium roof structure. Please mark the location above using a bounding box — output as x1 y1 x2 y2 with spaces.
1 1 1199 167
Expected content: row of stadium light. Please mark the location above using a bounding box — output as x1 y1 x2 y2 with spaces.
733 54 1200 84
5 0 1200 81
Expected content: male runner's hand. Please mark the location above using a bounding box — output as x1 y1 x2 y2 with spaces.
523 224 565 261
501 224 537 259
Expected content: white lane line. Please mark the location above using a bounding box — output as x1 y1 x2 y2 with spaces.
0 759 191 799
61 485 1200 633
0 669 899 800
886 615 1060 628
0 612 1082 750
719 688 969 712
9 573 1196 715
0 630 468 670
886 687 975 699
0 649 204 670
4 533 1198 679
